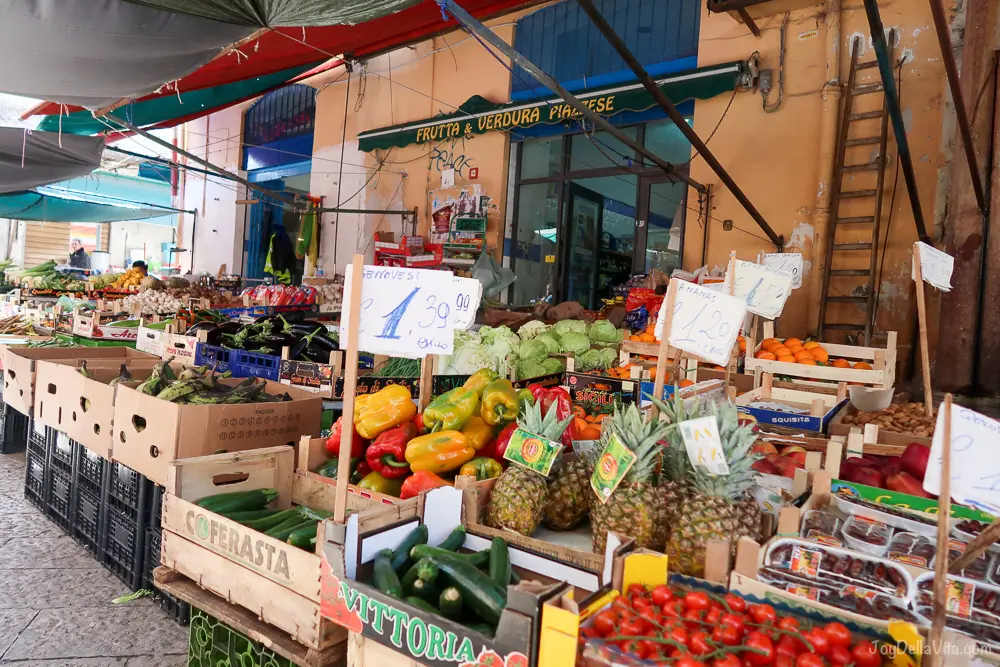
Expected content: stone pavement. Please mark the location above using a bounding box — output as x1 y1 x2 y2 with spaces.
0 451 188 667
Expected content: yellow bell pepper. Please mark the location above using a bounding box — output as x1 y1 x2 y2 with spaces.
404 431 475 474
463 368 499 395
423 387 480 432
353 385 417 439
461 416 495 452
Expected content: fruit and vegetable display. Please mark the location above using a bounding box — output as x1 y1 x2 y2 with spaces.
119 289 185 315
581 582 887 667
0 315 37 335
753 338 839 367
365 524 516 633
11 260 87 291
240 284 318 307
840 403 935 438
190 315 339 362
193 488 329 551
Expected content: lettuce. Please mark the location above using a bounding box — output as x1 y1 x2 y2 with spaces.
517 320 550 340
558 331 591 355
588 320 622 344
552 319 587 338
541 357 565 374
536 333 560 355
516 359 547 380
518 338 548 363
575 347 618 371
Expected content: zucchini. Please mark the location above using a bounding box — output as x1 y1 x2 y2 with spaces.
401 557 439 594
221 508 282 522
432 556 505 625
195 488 278 513
287 523 318 549
405 596 440 614
437 526 466 551
465 622 495 635
374 549 403 598
488 537 510 590
296 505 333 521
439 587 464 618
410 577 440 603
510 569 521 585
241 508 301 532
391 524 429 573
410 545 490 568
267 519 317 541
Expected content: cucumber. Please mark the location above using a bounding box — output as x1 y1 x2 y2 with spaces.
432 556 505 625
488 537 510 590
391 524 429 573
287 523 318 549
437 526 466 551
267 519 317 541
221 508 282 522
405 596 440 614
374 549 403 598
241 508 301 532
439 587 464 618
411 577 440 603
296 506 333 521
195 489 278 513
410 545 490 568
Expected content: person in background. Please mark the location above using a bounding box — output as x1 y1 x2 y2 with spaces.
68 238 90 269
132 260 148 277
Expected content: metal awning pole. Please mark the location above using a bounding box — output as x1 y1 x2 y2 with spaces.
104 114 307 212
927 0 987 213
575 0 782 249
861 0 930 243
437 0 706 194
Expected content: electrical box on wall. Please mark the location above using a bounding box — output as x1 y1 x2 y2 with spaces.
469 167 479 179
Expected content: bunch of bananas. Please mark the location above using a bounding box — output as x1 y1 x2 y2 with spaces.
135 357 292 404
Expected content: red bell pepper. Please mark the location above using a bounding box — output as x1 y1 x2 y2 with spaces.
526 384 574 448
366 422 416 479
399 470 451 499
412 413 426 434
493 421 518 461
325 417 367 458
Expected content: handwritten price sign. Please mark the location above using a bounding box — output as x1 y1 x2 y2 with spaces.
452 276 482 331
724 259 794 319
760 253 803 289
340 266 460 358
923 403 1000 514
678 416 729 476
655 279 746 366
911 242 954 292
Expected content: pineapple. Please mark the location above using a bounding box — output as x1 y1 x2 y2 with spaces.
543 453 592 531
486 400 573 536
653 396 761 577
589 403 672 554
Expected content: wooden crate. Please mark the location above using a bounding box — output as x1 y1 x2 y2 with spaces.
295 435 413 513
160 446 348 654
827 404 932 447
617 340 699 381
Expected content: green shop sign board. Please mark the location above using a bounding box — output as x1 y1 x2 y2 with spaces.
357 61 747 152
832 479 998 523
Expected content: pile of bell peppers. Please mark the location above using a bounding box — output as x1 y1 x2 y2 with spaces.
315 369 541 500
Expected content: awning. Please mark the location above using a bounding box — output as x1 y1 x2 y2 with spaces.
357 61 747 152
121 0 420 27
0 188 182 223
0 128 105 194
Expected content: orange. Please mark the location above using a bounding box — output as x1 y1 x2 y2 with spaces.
772 346 792 358
793 349 814 362
777 355 797 363
678 379 695 388
644 323 656 334
639 333 655 342
803 341 820 350
755 350 777 361
629 334 642 341
784 338 803 348
831 359 851 368
853 361 873 370
810 347 829 363
797 358 818 365
760 338 780 350
787 344 805 355
739 338 747 354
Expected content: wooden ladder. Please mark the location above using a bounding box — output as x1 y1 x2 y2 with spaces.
818 35 893 345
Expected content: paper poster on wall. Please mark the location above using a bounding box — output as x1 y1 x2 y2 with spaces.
911 242 954 292
441 168 455 189
427 185 486 244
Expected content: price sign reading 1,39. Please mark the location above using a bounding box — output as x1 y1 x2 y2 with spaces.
655 279 747 367
340 265 463 358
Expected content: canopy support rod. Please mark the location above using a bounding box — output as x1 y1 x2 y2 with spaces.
574 0 782 249
437 0 706 194
105 114 306 212
861 0 930 243
108 147 240 183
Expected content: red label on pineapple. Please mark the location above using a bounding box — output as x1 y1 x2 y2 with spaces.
946 580 975 618
888 552 929 568
790 546 822 578
805 529 843 547
785 584 823 601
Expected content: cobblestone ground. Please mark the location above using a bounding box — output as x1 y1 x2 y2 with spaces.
0 451 188 666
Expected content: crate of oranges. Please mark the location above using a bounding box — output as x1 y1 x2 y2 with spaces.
745 330 897 389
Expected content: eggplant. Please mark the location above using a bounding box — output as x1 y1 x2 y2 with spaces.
206 322 242 346
310 332 340 353
303 345 332 363
184 321 217 336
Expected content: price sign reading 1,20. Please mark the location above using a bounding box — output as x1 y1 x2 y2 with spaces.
340 265 461 358
654 279 747 366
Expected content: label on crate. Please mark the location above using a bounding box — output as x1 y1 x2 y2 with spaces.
843 585 880 601
785 584 823 601
789 545 822 578
678 416 729 476
655 279 746 366
887 552 928 568
566 373 634 419
279 360 334 395
946 580 975 618
724 259 795 319
590 432 637 504
805 530 843 548
504 428 562 476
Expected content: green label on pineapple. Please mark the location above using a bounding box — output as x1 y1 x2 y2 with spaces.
590 432 637 504
504 428 562 476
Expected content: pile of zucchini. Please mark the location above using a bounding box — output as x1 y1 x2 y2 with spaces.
195 489 330 550
370 526 517 634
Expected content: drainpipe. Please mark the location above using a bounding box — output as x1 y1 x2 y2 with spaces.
808 0 843 336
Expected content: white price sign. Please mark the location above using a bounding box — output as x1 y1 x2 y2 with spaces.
340 265 459 358
452 276 482 331
911 242 954 292
724 259 794 319
678 416 729 476
654 279 746 366
924 403 1000 514
760 253 803 289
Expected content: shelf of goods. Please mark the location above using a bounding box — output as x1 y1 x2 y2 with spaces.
374 233 443 268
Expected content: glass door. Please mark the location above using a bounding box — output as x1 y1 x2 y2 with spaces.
562 184 604 308
636 176 688 275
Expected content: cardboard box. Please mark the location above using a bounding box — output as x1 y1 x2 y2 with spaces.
736 381 848 435
136 323 168 357
164 333 199 364
112 377 322 485
1 346 158 417
72 311 139 341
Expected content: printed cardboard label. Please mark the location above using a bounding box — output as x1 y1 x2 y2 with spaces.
887 552 928 568
504 428 562 477
843 585 880 601
590 432 637 504
785 584 823 601
946 580 975 618
804 530 843 548
279 360 334 395
789 545 822 578
567 373 634 419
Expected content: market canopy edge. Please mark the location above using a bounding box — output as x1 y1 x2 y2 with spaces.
357 61 748 152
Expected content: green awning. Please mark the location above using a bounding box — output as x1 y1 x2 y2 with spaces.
357 61 747 152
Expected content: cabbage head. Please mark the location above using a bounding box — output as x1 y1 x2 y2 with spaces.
536 333 560 355
516 359 548 380
558 331 591 355
588 319 621 344
518 338 548 363
517 320 550 340
552 319 587 338
541 357 565 375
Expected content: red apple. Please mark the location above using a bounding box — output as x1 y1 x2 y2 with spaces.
781 445 808 467
901 443 930 480
843 466 885 489
879 456 902 478
752 458 780 475
886 471 931 497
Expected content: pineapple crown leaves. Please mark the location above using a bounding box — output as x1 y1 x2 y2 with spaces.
517 398 573 442
601 402 669 484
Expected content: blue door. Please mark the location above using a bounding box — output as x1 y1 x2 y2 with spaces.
244 180 285 280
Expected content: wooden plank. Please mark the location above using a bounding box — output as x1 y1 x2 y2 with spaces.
154 567 346 667
929 394 952 667
335 256 365 522
913 243 934 417
348 632 423 667
649 279 677 421
166 446 293 506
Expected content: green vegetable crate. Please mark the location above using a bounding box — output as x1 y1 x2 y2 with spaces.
320 486 618 667
188 607 293 667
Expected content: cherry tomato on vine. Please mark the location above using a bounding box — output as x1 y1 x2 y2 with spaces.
638 639 659 658
683 608 706 626
651 585 674 606
670 625 690 646
850 641 881 667
705 606 724 625
688 631 713 656
717 624 741 646
776 617 799 632
777 633 806 656
713 654 743 667
685 591 711 611
619 617 645 637
750 604 777 625
612 596 632 612
795 654 825 667
676 658 707 667
724 593 747 613
744 631 776 666
627 583 648 598
828 644 852 666
720 613 746 634
805 628 830 656
593 611 618 636
823 622 852 647
774 656 794 667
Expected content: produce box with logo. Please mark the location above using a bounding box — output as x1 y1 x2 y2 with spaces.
565 372 635 419
159 446 348 657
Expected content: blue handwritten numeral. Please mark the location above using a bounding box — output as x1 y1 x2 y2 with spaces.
378 288 420 339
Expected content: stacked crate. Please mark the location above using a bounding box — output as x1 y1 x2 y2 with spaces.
144 485 190 624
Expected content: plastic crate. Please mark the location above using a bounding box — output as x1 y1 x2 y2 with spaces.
106 460 151 514
72 485 103 555
45 467 73 531
24 446 45 510
232 349 281 381
101 503 149 591
49 431 74 477
27 419 50 459
73 442 107 498
0 403 28 454
193 343 232 373
143 528 189 625
151 484 165 528
188 608 292 667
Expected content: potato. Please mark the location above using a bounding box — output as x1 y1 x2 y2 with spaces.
546 300 584 322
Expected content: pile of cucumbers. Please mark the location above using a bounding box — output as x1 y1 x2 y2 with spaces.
370 525 517 633
195 489 330 550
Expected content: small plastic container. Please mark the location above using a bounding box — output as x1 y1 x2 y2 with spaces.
954 519 1000 555
842 515 893 557
886 531 935 568
800 509 844 547
932 541 991 582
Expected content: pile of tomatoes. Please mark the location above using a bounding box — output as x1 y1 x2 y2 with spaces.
579 584 884 667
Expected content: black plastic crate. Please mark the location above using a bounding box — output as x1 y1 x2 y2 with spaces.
143 528 189 625
73 442 107 498
0 403 28 454
107 460 151 513
24 446 45 510
72 485 102 555
45 467 73 531
101 504 148 590
49 431 74 477
27 419 49 459
150 484 165 528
